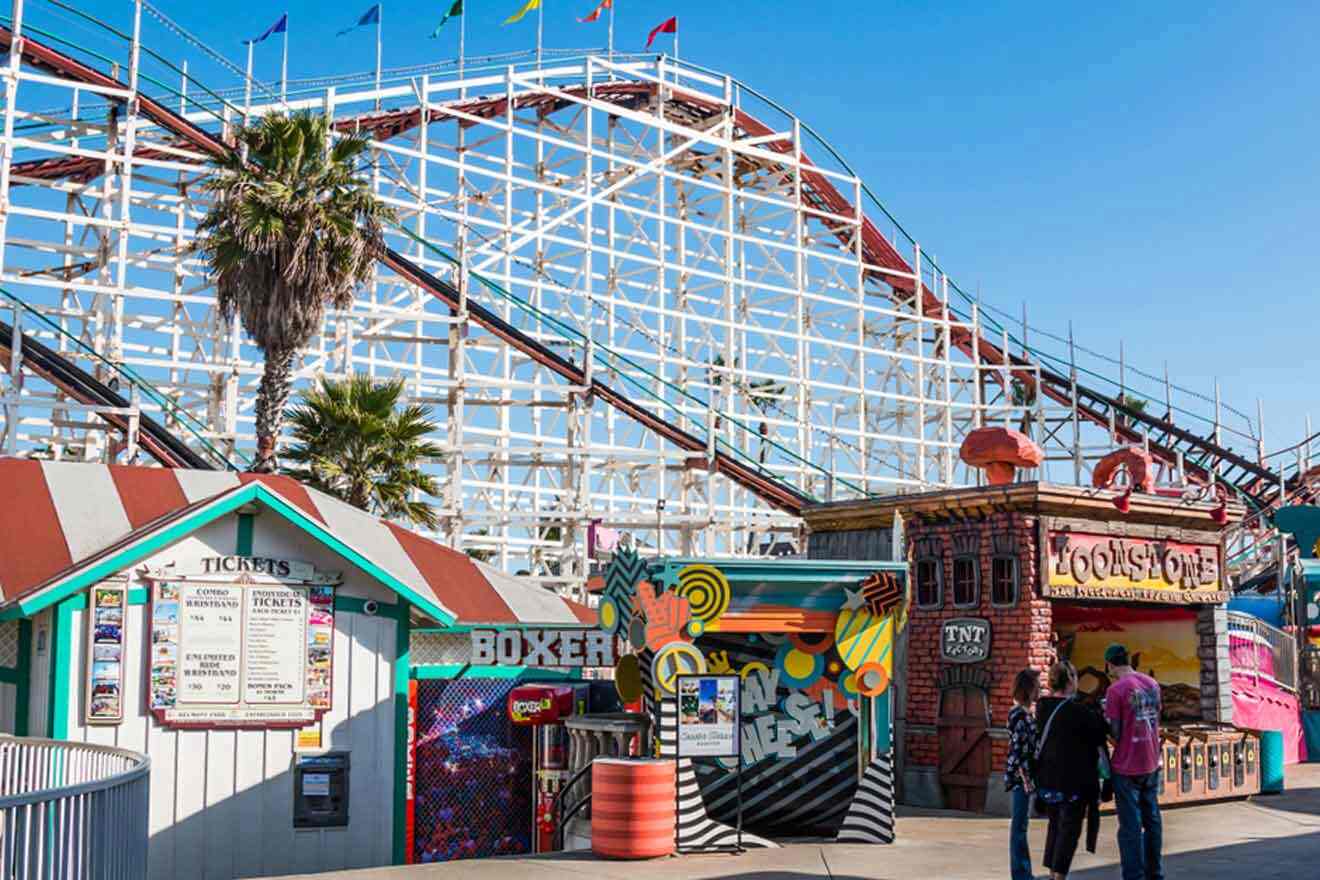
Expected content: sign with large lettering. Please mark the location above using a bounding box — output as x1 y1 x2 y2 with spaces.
941 617 991 664
469 628 619 667
149 580 335 727
1044 530 1227 604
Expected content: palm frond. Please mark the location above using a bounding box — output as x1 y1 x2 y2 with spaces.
281 374 443 529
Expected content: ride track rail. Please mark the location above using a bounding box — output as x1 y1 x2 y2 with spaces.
0 24 1304 521
0 317 216 469
0 25 814 512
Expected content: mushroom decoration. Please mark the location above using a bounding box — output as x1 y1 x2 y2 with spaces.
1092 446 1156 495
959 427 1044 486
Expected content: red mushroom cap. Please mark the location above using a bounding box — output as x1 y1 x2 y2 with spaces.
959 427 1044 485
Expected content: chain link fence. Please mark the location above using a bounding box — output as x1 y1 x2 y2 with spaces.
412 678 533 864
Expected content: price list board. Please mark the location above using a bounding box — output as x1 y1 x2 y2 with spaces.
180 585 243 703
150 580 335 728
243 586 308 704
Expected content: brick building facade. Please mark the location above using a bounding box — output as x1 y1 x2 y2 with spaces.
900 512 1054 811
804 482 1242 816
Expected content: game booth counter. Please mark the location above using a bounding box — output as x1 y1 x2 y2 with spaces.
594 549 907 849
0 459 600 880
803 435 1268 815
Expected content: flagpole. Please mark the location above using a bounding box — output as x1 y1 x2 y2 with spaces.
607 0 613 62
244 40 254 122
374 3 383 110
536 0 543 68
673 18 679 63
280 16 289 103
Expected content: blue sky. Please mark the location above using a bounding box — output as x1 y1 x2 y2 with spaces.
77 0 1320 455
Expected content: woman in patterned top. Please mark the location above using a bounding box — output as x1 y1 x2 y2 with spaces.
1007 668 1041 880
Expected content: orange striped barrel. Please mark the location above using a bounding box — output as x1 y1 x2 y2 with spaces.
590 758 676 859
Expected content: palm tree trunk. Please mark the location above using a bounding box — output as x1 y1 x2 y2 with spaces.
253 346 298 472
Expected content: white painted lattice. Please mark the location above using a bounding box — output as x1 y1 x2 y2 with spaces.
0 619 19 668
410 631 471 667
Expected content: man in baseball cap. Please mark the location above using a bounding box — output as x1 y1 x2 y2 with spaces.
1104 643 1164 880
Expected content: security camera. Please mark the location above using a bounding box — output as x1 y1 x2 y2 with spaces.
363 599 379 616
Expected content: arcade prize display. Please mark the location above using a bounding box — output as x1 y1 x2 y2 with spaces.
507 683 589 854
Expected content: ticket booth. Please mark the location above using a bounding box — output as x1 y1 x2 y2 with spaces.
0 459 592 880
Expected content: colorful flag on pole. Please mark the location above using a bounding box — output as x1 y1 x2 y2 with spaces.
645 16 677 48
503 0 540 25
430 0 463 36
578 0 611 23
337 4 382 36
246 13 287 45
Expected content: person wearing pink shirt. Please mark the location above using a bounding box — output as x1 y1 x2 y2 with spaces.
1103 643 1163 880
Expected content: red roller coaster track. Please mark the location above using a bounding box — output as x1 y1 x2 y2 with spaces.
0 25 1298 517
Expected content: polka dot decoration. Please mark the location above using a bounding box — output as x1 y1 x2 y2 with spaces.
775 642 824 689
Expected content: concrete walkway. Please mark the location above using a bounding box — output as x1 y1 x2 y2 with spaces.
280 765 1320 879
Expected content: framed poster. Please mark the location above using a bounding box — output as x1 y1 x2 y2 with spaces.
85 584 127 724
149 580 335 728
676 673 740 759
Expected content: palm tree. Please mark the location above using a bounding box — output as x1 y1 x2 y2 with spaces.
1117 393 1150 429
196 111 394 471
283 375 444 529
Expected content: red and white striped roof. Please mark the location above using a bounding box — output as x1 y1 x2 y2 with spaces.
0 458 592 626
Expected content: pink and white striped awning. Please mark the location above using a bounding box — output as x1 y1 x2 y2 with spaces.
0 458 592 626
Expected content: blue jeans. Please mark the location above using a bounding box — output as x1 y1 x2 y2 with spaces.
1113 771 1163 880
1010 786 1033 880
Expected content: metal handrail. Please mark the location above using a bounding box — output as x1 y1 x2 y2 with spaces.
555 792 593 850
551 759 597 851
1226 611 1298 694
0 735 151 879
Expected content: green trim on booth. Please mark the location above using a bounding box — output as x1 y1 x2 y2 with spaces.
4 488 259 619
391 610 412 866
14 619 31 735
2 483 455 626
55 589 145 610
334 595 407 621
235 513 255 556
46 597 75 740
0 667 16 684
409 664 583 681
245 487 455 625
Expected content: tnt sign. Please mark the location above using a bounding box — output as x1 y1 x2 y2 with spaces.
941 617 992 664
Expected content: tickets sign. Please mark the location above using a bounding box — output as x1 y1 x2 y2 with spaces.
1044 531 1227 604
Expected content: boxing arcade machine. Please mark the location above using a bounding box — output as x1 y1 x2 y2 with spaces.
508 684 585 853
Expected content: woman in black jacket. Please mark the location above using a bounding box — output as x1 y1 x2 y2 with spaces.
1035 661 1110 879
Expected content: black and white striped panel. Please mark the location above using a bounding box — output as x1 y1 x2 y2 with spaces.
642 652 776 851
835 750 896 844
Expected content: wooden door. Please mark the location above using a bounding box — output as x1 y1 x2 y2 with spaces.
938 685 991 812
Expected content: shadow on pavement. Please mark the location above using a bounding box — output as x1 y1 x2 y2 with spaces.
1069 830 1320 879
